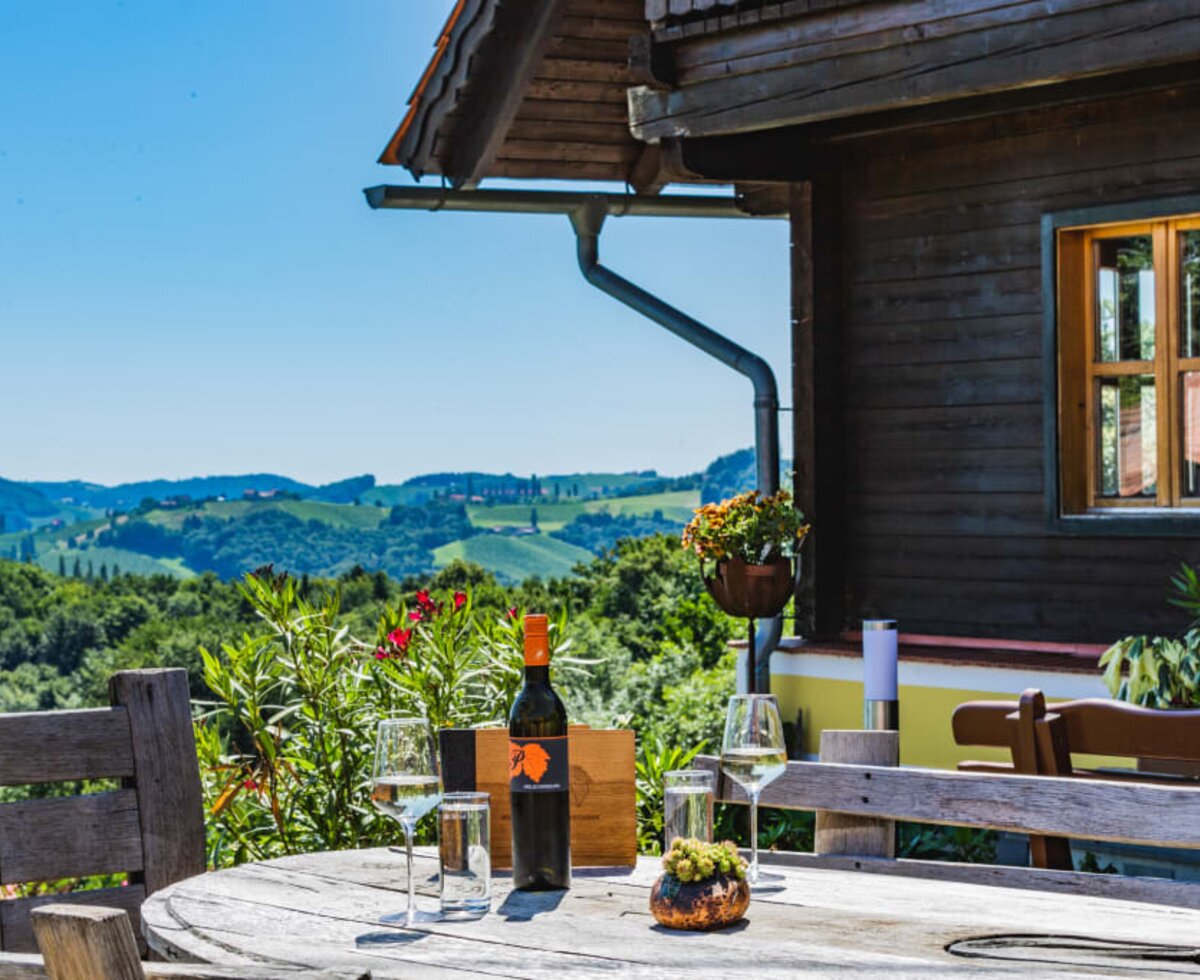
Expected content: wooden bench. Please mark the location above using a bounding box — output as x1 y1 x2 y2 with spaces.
0 905 371 979
952 688 1200 869
695 728 1200 910
0 669 205 953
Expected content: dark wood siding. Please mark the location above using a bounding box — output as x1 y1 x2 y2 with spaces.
823 82 1200 642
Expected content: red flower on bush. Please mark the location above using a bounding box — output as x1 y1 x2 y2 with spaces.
416 589 437 611
454 591 467 610
387 627 413 651
243 779 258 791
374 647 388 660
506 606 518 620
408 610 423 622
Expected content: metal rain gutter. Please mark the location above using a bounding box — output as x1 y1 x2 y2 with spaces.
364 184 788 692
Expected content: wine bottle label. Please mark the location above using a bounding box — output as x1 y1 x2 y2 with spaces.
509 735 569 793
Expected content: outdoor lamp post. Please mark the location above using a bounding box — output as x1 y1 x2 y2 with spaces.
862 619 899 731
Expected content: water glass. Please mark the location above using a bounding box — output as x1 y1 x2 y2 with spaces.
663 769 714 845
439 792 491 919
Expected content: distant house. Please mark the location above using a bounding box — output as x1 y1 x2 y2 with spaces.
242 489 280 501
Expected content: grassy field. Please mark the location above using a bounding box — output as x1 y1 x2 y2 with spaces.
147 499 388 530
35 545 193 578
467 501 585 532
467 489 699 533
583 490 699 523
433 534 594 583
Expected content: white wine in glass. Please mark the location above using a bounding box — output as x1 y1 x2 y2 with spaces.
371 717 442 926
721 694 786 885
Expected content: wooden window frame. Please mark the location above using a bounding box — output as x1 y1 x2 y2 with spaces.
1043 197 1200 536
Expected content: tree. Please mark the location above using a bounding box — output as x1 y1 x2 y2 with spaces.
86 561 94 581
112 563 121 578
554 483 561 501
72 557 82 578
372 570 389 601
57 556 66 577
530 507 539 531
99 563 109 582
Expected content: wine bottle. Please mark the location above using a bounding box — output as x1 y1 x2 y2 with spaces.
508 613 570 890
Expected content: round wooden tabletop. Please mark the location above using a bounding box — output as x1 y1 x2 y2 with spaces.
141 847 1200 978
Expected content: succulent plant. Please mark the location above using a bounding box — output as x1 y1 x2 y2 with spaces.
662 838 746 883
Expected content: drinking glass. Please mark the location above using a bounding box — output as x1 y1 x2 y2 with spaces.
720 694 787 885
370 717 442 926
663 770 714 845
439 792 491 919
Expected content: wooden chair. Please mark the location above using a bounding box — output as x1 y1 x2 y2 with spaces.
0 905 372 978
952 688 1200 869
694 728 1200 910
0 669 205 953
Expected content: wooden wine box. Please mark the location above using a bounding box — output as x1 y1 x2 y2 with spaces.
439 725 637 869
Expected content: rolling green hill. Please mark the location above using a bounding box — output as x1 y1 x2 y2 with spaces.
36 546 193 579
433 535 594 583
468 490 699 533
146 499 388 530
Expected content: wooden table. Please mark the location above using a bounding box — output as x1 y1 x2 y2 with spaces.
142 848 1200 978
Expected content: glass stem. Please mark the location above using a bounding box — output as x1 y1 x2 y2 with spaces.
403 821 416 926
749 790 760 884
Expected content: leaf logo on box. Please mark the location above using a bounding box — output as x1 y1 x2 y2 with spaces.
509 741 550 783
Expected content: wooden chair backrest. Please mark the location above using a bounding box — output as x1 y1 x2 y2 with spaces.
0 669 205 953
694 739 1200 909
951 688 1200 868
952 688 1200 768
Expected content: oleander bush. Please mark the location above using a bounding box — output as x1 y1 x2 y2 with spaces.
196 567 588 867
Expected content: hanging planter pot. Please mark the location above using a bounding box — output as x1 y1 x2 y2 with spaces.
704 557 794 619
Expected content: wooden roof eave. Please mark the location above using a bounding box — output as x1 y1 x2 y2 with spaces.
628 0 1200 143
383 0 662 189
378 0 500 177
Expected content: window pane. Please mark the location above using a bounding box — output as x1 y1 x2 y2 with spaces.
1095 236 1155 362
1181 232 1200 358
1184 373 1200 497
1097 375 1157 498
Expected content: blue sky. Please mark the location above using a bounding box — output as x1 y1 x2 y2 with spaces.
0 1 789 486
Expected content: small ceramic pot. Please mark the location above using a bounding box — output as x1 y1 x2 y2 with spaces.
704 557 794 619
649 872 750 931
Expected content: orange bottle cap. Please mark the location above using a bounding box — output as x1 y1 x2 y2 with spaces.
523 614 549 666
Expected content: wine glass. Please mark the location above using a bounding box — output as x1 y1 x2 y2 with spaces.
371 716 443 926
721 694 787 885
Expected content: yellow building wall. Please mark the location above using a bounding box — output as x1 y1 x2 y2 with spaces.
771 673 1118 771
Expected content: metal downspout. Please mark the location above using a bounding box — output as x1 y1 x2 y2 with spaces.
569 201 782 692
364 185 787 690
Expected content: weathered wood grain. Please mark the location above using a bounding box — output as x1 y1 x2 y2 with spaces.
814 730 898 858
109 670 205 896
0 708 133 787
447 0 571 188
632 0 1200 140
0 790 144 885
1 885 146 957
139 847 1200 977
31 905 142 980
758 848 1200 909
699 754 1200 848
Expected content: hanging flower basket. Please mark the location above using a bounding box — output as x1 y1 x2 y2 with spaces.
683 488 809 619
704 557 794 619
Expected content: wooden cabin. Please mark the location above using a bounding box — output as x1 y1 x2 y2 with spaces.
382 0 1200 763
